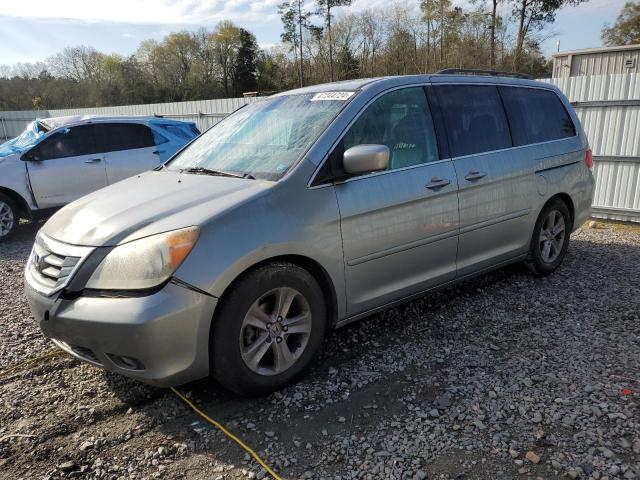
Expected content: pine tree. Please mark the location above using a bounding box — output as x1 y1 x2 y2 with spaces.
234 29 258 95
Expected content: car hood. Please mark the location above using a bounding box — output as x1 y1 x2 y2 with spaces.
42 170 273 247
0 152 19 164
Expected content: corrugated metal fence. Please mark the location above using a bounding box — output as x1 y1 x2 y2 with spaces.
1 74 639 222
0 97 257 140
542 73 640 222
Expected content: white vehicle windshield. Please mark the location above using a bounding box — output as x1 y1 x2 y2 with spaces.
0 121 49 158
166 93 352 180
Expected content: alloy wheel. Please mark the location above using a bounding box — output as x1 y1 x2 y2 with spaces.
0 201 14 238
239 287 312 376
538 209 565 263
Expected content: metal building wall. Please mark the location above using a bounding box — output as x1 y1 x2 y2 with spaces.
542 73 640 222
552 46 640 79
0 97 257 141
571 50 640 77
553 55 571 78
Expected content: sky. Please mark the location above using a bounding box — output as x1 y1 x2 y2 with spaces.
0 0 629 67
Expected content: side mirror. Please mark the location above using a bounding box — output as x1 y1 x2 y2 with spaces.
20 151 38 161
342 144 390 175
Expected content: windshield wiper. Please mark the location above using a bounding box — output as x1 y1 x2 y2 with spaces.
181 167 254 179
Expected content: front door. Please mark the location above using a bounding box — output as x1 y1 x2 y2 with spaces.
334 86 459 315
24 124 108 208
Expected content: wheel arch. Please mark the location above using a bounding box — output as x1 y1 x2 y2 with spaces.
213 254 339 330
0 186 32 219
541 192 575 229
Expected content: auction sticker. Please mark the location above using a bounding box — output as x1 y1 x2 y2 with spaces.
310 91 355 101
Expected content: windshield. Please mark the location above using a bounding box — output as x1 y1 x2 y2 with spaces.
166 93 352 180
0 120 48 158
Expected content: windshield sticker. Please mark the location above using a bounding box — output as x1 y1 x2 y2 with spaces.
310 91 355 101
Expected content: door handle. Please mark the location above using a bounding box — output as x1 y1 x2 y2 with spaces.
84 158 102 164
465 170 487 181
426 177 451 189
152 150 166 155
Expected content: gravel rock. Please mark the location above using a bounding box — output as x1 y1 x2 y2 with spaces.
525 451 541 464
79 440 94 452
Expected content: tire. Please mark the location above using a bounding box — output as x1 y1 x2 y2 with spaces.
527 198 572 276
211 262 327 396
0 193 18 242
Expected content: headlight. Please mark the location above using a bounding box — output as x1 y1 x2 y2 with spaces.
85 227 200 290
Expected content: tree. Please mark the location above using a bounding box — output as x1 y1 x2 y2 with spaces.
234 29 259 95
47 46 103 82
213 21 241 96
336 44 359 79
193 28 219 95
511 0 587 70
316 0 352 82
421 0 456 71
602 2 640 46
278 0 313 87
490 0 499 67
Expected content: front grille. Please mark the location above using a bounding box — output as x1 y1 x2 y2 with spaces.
25 233 94 296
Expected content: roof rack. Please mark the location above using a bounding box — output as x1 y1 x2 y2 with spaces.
435 68 533 80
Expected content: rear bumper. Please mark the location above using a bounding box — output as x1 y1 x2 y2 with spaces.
24 280 217 387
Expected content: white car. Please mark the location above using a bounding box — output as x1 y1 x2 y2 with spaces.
0 115 199 240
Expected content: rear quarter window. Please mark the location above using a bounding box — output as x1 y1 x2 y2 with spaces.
435 85 512 157
157 124 198 140
499 87 576 146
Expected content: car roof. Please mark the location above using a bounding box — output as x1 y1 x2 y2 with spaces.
274 77 392 96
275 74 554 97
39 115 187 131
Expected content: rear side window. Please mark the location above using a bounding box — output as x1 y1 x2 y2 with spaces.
27 125 97 160
499 87 576 146
436 85 511 157
94 123 155 153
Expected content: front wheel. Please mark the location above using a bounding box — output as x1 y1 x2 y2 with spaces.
0 194 17 242
527 198 571 276
210 263 327 396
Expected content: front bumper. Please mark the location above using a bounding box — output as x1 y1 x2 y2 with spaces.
24 280 217 387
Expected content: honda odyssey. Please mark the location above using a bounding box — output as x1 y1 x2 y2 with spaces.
24 72 595 395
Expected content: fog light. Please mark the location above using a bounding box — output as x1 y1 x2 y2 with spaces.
107 353 144 371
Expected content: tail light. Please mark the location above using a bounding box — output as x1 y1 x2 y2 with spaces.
585 149 593 170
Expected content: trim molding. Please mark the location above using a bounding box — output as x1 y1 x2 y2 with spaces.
458 208 530 235
347 228 459 266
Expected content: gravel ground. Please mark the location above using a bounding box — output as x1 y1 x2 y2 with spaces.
1 220 639 480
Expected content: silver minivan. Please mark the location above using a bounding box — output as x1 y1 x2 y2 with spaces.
24 72 595 395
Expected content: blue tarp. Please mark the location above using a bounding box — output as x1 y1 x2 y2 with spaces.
148 119 200 161
0 120 45 158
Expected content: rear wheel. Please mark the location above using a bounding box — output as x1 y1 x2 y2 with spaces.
211 263 327 396
0 194 17 242
527 198 571 276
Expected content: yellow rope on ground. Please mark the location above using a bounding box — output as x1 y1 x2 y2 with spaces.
0 350 64 381
170 386 283 480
